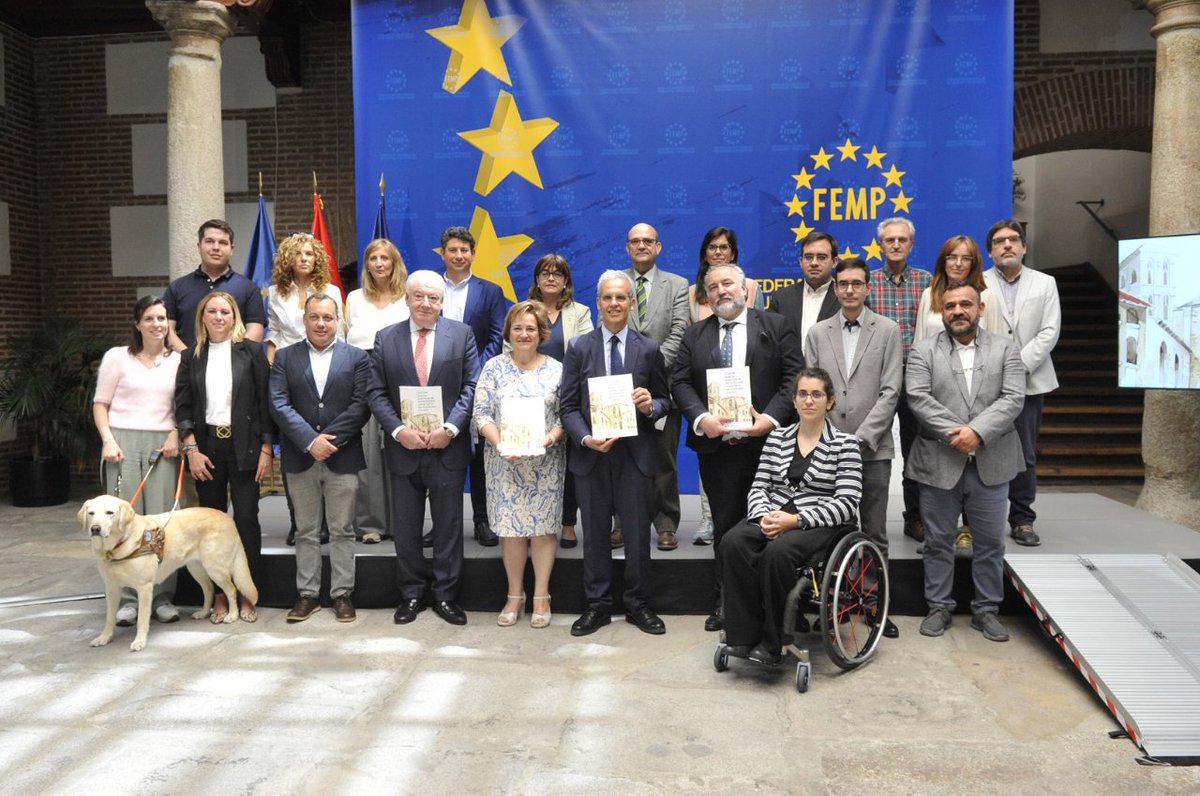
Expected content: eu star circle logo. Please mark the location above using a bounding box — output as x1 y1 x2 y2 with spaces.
441 188 465 211
838 56 862 81
896 54 920 80
722 121 745 146
954 115 978 139
722 59 746 84
609 124 632 148
664 123 688 147
778 119 803 145
385 69 407 93
609 185 632 209
664 61 688 86
664 184 689 208
607 63 631 89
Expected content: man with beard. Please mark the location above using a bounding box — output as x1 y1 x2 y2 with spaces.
672 264 803 631
906 281 1025 642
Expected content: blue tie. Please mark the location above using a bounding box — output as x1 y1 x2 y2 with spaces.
720 321 736 367
609 334 623 375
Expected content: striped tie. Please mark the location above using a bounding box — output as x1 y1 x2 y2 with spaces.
636 275 648 324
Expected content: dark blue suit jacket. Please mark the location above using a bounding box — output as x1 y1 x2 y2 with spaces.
459 276 508 364
560 326 670 479
367 318 480 476
269 339 371 475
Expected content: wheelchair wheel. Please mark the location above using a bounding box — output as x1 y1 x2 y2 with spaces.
713 644 729 672
819 531 889 670
794 661 811 693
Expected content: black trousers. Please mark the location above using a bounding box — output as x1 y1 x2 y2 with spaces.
576 442 654 612
697 438 767 548
390 453 466 602
194 433 262 584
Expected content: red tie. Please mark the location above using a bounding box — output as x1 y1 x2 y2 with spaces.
415 328 430 386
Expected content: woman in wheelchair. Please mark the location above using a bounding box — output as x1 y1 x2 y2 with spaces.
718 367 863 666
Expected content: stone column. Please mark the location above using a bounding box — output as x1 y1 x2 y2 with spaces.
1137 0 1200 528
146 0 234 279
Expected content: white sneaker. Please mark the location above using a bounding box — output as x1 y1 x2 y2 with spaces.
362 531 382 544
153 601 180 623
115 604 137 627
693 524 714 546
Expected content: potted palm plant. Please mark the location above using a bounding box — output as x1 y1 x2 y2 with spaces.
0 321 110 506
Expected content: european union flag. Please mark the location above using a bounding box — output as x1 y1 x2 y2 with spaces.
243 194 276 325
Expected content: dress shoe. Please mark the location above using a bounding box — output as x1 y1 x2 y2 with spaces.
657 531 678 551
287 595 321 623
474 520 498 547
393 598 423 624
883 618 899 639
625 607 666 635
433 600 467 625
610 529 623 548
902 519 925 543
333 594 356 623
560 527 578 549
570 608 612 637
704 608 723 632
286 527 297 546
748 642 782 666
1010 524 1041 547
422 531 434 547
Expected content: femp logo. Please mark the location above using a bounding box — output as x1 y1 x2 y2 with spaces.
609 124 632 149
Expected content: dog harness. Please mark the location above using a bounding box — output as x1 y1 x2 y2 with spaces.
105 526 166 564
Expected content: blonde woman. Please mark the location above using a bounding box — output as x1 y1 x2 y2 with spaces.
266 233 343 364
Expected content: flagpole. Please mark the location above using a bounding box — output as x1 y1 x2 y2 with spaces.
257 170 263 197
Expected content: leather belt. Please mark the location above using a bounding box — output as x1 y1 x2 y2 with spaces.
207 423 233 439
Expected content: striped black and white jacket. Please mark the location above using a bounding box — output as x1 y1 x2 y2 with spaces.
745 419 862 530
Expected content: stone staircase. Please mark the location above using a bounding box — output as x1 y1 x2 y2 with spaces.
1039 263 1144 482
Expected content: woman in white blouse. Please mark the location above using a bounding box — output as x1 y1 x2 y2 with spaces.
266 232 343 364
344 238 409 544
914 235 1002 341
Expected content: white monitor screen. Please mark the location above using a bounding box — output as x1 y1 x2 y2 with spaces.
1117 233 1200 389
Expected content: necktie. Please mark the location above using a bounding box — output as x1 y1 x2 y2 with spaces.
609 334 623 376
636 275 648 324
415 328 430 386
721 321 736 367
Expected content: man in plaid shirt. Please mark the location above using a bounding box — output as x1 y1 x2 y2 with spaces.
867 217 931 542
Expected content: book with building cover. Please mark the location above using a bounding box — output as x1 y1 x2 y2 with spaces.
499 395 546 456
399 386 443 433
706 366 753 431
587 373 638 438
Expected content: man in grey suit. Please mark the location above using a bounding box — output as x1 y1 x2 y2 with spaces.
907 281 1025 642
620 222 690 551
805 257 902 638
982 219 1060 548
269 294 371 623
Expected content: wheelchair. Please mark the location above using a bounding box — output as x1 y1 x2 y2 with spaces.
713 529 889 692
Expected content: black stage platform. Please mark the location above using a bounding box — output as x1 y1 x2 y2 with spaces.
177 492 1200 617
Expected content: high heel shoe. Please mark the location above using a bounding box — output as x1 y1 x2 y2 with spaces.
530 595 552 628
497 595 525 627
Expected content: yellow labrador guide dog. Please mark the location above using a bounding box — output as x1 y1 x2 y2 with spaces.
80 495 258 651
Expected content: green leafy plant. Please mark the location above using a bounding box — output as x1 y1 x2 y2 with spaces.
0 321 111 462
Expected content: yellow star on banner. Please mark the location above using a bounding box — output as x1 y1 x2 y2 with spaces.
431 207 530 302
810 147 834 170
792 168 815 190
785 194 807 217
790 221 814 242
863 238 883 262
863 145 887 169
838 246 857 260
426 0 525 94
836 138 860 161
881 164 906 187
889 191 913 213
459 90 559 196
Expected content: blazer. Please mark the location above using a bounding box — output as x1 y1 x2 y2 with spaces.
503 299 593 356
367 318 480 476
804 306 903 461
560 326 670 478
745 419 862 529
623 266 690 367
982 266 1061 396
269 339 371 475
671 308 805 454
175 340 276 472
769 279 840 346
905 328 1026 490
458 276 509 364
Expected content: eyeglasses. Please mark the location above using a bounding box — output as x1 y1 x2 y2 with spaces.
801 253 832 264
706 243 731 253
991 234 1022 247
627 237 658 247
538 271 565 280
796 390 826 401
944 255 973 265
882 236 910 245
835 280 867 291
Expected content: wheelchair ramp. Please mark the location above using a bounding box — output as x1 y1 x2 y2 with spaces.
1006 554 1200 764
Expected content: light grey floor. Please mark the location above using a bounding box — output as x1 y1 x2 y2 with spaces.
3 486 1200 793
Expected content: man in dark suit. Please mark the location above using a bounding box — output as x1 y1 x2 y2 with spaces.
769 229 841 358
671 263 804 631
367 270 480 626
561 270 672 637
806 257 903 638
907 281 1025 643
439 225 509 547
269 294 371 623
